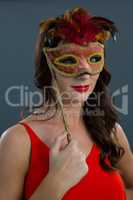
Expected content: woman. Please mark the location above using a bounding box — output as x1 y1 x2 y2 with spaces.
0 7 133 200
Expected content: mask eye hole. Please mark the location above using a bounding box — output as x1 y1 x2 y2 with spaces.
54 55 78 66
89 54 102 63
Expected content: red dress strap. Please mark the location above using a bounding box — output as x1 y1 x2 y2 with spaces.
19 122 50 200
19 121 50 150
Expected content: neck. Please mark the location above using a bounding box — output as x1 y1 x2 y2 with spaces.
33 96 85 129
34 100 84 127
60 104 83 124
50 99 85 128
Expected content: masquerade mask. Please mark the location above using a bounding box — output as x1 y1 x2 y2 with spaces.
43 42 104 77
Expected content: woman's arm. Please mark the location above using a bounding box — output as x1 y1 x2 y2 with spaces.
0 125 66 200
0 125 30 200
115 123 133 200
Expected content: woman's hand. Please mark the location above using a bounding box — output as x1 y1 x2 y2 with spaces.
48 134 89 194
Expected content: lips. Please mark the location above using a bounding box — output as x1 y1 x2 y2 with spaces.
71 84 90 93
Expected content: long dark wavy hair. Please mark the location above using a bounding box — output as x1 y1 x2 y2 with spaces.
33 8 125 171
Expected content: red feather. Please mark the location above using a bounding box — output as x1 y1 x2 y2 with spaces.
43 7 118 45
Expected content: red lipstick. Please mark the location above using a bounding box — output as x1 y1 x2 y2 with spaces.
71 84 90 93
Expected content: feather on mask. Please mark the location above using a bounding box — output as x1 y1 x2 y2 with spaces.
39 7 118 46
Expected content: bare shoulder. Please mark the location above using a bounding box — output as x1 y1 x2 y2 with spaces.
114 122 131 151
114 124 133 189
0 123 31 150
0 123 31 173
114 122 133 167
0 123 31 199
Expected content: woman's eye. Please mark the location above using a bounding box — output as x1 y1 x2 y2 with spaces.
89 55 102 63
58 56 77 64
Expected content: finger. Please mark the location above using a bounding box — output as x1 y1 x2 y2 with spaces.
63 139 78 153
51 134 67 154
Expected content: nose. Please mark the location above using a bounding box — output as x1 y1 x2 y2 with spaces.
76 56 91 73
74 57 92 81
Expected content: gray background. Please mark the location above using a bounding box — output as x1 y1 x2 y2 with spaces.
0 0 132 147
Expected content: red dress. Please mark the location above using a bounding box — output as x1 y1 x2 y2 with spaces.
20 122 127 200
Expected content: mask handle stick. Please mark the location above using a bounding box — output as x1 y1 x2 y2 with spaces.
43 49 72 144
